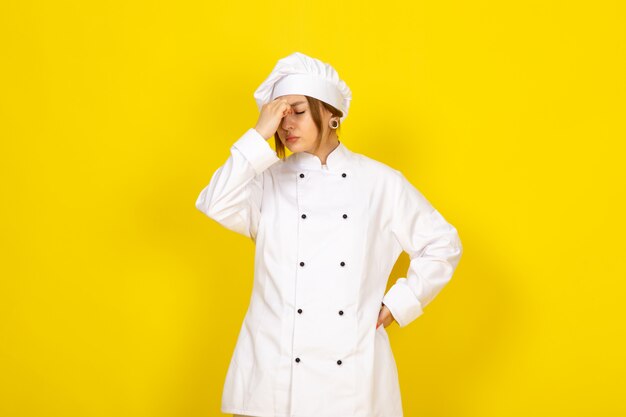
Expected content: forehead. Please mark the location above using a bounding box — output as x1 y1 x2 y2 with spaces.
278 95 307 106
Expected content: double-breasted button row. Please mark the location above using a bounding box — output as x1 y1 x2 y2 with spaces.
295 170 349 369
297 171 349 220
299 213 348 219
294 307 346 366
298 172 348 178
294 357 344 365
299 261 346 267
295 309 344 315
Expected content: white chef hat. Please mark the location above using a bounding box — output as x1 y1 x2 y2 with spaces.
253 51 352 123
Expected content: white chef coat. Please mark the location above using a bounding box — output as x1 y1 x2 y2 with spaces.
195 128 463 417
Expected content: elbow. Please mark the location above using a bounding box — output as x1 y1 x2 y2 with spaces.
434 226 463 272
449 228 463 269
195 190 234 227
195 188 217 219
456 228 463 256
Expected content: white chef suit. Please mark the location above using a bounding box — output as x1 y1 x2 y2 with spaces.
195 128 463 417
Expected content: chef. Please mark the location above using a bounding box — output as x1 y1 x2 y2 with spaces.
195 51 463 417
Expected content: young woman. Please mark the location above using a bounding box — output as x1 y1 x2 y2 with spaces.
196 52 463 417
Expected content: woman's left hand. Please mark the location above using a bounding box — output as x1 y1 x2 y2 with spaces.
376 303 396 329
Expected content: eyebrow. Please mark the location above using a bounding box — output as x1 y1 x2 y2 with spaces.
289 101 306 107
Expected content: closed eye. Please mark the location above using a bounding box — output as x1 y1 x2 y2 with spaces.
295 111 305 115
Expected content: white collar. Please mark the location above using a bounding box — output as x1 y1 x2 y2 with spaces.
288 140 352 172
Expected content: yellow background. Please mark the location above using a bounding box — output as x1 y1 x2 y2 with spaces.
1 1 624 416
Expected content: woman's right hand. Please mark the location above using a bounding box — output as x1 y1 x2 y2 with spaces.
254 98 294 141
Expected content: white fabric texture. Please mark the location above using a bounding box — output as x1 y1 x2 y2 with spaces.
195 128 463 417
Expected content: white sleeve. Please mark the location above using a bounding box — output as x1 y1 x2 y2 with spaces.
195 128 281 241
382 173 463 328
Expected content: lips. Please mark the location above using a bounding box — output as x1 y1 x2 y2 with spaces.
286 136 299 141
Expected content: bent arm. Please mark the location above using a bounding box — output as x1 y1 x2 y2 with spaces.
195 128 281 240
382 173 463 328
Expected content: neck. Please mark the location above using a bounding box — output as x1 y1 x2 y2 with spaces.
309 131 340 165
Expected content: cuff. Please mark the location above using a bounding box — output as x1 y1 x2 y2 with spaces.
382 278 424 328
231 128 281 175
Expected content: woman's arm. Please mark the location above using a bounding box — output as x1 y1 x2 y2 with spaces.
382 172 464 328
195 128 280 241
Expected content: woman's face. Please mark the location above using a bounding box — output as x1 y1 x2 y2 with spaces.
276 94 332 153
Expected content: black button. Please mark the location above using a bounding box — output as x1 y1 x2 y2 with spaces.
300 261 305 267
301 214 306 219
342 173 347 177
343 214 348 219
297 308 302 314
340 261 345 267
300 173 305 178
337 359 342 365
338 310 344 315
295 357 301 363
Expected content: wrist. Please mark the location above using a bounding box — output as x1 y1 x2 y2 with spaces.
253 127 271 141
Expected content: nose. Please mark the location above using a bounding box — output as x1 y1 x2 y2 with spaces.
281 111 296 132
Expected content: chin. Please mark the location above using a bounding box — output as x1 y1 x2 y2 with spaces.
285 141 301 150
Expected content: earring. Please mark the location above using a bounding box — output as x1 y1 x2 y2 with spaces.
329 118 339 129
